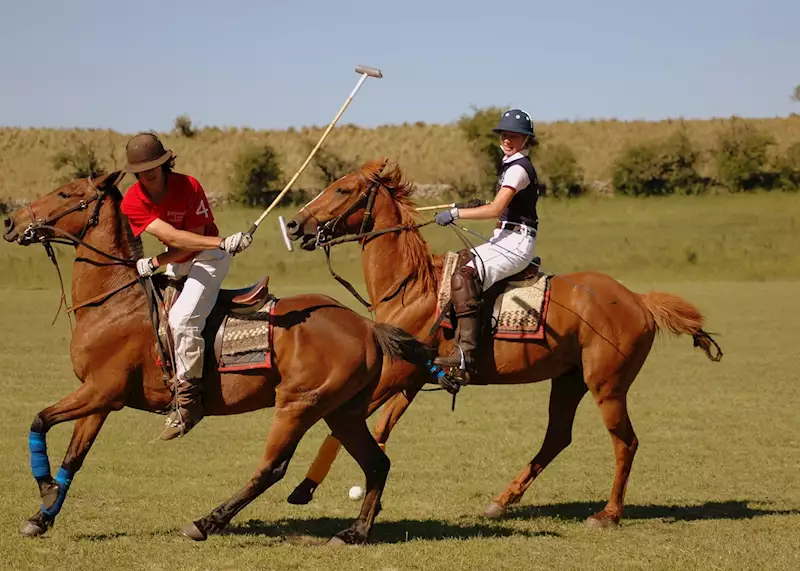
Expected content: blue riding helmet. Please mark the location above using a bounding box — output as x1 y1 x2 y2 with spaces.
492 109 535 138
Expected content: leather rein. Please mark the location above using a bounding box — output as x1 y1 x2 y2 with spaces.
20 178 139 323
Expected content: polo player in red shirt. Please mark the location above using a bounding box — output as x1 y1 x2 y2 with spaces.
121 133 252 440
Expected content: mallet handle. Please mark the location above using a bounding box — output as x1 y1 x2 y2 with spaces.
248 70 379 234
417 203 455 212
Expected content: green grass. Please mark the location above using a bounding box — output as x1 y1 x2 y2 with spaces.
1 282 798 570
1 194 799 570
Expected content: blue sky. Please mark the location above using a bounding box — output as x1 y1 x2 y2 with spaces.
1 0 797 132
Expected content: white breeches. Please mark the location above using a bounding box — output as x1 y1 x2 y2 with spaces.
166 250 231 380
466 227 537 291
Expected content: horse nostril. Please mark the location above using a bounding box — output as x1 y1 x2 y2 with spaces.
285 220 297 230
3 217 12 232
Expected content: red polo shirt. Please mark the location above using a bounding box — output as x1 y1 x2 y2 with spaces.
121 173 219 239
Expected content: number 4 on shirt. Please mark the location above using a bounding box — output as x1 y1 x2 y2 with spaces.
196 200 209 218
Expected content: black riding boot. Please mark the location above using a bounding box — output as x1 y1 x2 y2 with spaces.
434 265 482 382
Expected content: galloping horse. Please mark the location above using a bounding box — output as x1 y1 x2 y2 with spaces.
285 159 722 528
2 172 433 544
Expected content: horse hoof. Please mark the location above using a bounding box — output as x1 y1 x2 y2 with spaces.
287 478 317 505
181 522 207 541
326 536 347 547
585 513 619 529
19 520 47 538
483 502 507 519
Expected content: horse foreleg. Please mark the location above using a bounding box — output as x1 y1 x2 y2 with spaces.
287 388 414 505
183 410 310 540
21 409 111 537
485 370 588 519
20 380 124 538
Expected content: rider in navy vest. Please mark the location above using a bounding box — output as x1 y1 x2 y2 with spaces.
433 109 539 383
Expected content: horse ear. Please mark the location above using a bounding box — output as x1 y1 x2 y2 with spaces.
93 171 126 189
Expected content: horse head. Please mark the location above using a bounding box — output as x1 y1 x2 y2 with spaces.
3 171 124 246
285 158 407 251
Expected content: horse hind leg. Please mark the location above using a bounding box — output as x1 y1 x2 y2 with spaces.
182 409 311 541
324 399 390 546
584 349 646 528
485 369 588 519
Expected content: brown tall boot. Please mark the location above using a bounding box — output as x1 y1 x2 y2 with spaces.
434 265 482 382
159 378 204 441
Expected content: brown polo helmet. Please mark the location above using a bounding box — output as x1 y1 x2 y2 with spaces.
124 133 174 173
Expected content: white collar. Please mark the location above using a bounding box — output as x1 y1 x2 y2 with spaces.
502 152 525 164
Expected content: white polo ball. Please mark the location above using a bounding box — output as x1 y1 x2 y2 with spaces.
348 485 364 501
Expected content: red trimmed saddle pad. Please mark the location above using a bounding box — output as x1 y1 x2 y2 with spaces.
436 251 551 341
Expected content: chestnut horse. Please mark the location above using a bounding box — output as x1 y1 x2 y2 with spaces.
285 159 722 528
2 172 434 544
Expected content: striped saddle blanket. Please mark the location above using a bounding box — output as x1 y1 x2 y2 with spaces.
436 251 551 340
157 286 277 374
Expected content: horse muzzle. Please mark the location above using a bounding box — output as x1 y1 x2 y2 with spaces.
285 217 319 251
3 216 19 243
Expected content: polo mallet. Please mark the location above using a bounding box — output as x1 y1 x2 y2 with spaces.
248 65 384 237
278 215 294 251
416 203 455 212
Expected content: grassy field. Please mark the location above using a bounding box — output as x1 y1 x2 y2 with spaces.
0 194 799 570
2 115 800 200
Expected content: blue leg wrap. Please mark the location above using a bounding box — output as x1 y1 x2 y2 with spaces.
41 467 73 517
29 431 51 480
426 361 447 383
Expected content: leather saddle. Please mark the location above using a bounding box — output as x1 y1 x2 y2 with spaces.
154 274 271 316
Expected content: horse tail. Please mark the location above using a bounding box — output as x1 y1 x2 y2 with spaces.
371 323 436 368
639 291 723 362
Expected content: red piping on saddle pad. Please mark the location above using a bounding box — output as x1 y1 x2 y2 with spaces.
216 302 277 373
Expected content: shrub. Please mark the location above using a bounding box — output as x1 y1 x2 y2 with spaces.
229 144 283 206
712 119 775 191
775 141 800 191
457 106 506 187
311 146 357 186
51 142 106 182
612 131 702 196
174 114 196 138
537 143 584 197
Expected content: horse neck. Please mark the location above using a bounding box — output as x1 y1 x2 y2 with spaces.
362 196 440 323
71 198 143 313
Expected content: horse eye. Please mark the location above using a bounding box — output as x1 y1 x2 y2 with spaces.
335 188 349 195
58 191 69 199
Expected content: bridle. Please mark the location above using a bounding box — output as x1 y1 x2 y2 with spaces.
17 176 139 325
301 161 434 311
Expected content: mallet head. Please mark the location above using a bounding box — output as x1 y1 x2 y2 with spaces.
355 65 383 78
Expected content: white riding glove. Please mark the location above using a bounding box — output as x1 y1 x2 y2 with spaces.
136 257 157 277
220 232 253 255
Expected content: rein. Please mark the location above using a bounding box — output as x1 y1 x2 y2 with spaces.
313 166 435 311
21 178 138 321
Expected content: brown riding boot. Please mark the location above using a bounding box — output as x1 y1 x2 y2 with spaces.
159 378 204 441
434 265 482 382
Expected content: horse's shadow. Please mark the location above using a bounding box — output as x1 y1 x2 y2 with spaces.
503 500 799 523
73 500 798 543
222 516 556 544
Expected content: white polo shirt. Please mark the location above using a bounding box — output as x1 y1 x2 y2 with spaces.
498 152 531 193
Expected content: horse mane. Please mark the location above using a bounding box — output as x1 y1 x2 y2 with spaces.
359 158 437 293
105 184 144 260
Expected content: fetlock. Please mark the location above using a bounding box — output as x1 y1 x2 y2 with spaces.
160 378 204 441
